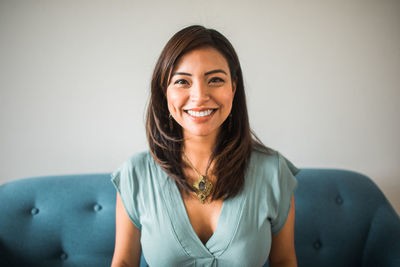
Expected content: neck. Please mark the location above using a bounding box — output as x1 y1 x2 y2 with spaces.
182 131 219 174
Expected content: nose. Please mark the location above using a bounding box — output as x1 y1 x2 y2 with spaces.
190 81 210 103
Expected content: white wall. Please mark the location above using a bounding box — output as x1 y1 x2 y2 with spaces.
1 0 399 214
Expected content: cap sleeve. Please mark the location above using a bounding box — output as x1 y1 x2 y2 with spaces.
270 152 300 235
111 160 142 230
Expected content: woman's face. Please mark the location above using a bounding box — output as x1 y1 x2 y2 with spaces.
166 46 236 139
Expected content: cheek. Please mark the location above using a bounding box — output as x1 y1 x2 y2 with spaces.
219 91 235 117
166 89 185 112
221 90 235 108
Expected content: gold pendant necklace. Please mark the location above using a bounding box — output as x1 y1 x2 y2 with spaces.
183 153 213 204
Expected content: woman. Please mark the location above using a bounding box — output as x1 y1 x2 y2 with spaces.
111 25 299 267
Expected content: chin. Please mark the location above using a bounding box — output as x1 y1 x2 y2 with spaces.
184 127 221 138
190 131 213 137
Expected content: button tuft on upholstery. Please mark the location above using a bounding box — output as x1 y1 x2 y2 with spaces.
93 204 102 212
335 195 343 205
60 252 68 261
313 240 322 250
31 208 39 215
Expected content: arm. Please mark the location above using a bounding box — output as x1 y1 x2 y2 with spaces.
111 193 142 267
269 195 297 267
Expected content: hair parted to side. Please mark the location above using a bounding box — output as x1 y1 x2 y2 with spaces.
146 25 270 200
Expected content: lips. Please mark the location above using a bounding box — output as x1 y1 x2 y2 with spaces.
186 109 214 117
184 108 217 119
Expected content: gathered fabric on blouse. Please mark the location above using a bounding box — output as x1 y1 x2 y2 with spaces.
111 148 299 267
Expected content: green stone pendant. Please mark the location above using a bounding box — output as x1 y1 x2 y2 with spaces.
193 175 213 204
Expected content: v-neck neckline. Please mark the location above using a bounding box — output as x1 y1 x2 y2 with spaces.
174 184 225 247
160 171 248 258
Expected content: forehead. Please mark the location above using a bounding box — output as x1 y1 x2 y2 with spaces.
173 47 229 72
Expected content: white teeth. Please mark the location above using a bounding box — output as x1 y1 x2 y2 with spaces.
187 109 214 117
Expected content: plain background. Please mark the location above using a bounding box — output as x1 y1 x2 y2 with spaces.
0 0 399 215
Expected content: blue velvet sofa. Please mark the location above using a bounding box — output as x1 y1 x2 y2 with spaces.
1 169 399 267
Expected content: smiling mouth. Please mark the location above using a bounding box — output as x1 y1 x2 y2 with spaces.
184 109 217 117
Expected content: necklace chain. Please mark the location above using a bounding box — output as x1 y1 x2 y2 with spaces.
183 152 214 204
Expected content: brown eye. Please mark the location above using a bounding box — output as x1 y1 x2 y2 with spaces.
209 77 224 84
174 79 189 85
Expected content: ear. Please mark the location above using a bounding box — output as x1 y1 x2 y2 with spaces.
232 78 237 95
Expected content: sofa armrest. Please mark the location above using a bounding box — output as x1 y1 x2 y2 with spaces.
362 203 400 267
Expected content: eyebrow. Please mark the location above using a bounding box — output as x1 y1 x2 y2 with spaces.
205 69 228 76
171 69 228 77
171 72 192 77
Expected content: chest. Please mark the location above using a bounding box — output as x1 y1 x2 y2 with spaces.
139 181 272 266
139 162 274 266
181 196 224 244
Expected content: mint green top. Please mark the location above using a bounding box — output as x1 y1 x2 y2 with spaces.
111 148 299 267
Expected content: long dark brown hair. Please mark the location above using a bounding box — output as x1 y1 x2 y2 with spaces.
146 25 270 200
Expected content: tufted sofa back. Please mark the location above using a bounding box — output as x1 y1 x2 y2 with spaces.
0 170 399 267
0 174 116 267
293 169 400 267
